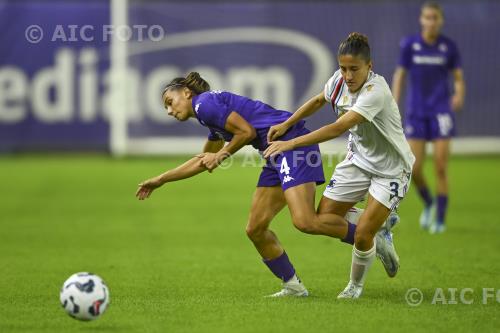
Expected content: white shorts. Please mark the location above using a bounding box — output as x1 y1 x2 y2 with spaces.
323 159 411 210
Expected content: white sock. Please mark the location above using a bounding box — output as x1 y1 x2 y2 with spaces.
345 207 391 230
285 274 301 285
350 240 376 287
344 207 363 225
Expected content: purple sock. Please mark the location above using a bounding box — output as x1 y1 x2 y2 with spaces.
436 195 448 225
418 187 434 207
263 251 295 282
341 222 356 245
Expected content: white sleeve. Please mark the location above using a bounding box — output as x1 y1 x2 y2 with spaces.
323 70 342 102
350 84 385 122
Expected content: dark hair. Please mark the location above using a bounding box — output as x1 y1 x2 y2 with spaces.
337 32 371 63
421 1 444 16
162 72 210 96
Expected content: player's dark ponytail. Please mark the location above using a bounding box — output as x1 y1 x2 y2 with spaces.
184 72 210 94
162 72 211 96
338 32 371 63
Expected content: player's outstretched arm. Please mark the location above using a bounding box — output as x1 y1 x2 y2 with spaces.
136 156 208 200
267 91 326 142
264 110 365 158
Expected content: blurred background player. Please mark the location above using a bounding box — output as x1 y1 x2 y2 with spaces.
391 1 466 234
136 72 398 298
265 32 415 299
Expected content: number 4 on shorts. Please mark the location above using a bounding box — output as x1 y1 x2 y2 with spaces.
280 157 290 175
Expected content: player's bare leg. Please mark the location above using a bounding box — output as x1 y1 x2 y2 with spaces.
246 186 286 259
316 196 357 239
318 195 400 277
409 139 435 229
338 195 392 299
246 186 308 297
283 182 353 238
284 183 399 237
430 139 450 233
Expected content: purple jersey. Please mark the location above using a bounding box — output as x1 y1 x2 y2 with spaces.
191 90 324 190
399 34 461 118
192 91 304 151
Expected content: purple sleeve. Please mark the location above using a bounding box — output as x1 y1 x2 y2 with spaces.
448 41 462 70
398 37 412 69
197 92 232 130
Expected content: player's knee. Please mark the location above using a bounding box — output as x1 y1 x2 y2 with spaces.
412 165 424 179
435 163 447 179
245 219 269 240
292 215 316 234
354 227 375 249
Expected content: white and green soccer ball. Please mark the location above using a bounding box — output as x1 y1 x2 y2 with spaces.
60 272 110 321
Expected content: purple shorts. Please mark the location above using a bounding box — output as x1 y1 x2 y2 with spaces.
404 113 456 140
257 126 325 191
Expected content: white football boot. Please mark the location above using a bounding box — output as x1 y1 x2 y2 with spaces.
419 203 435 230
337 280 363 299
381 210 400 232
375 228 400 278
429 221 446 234
266 276 309 298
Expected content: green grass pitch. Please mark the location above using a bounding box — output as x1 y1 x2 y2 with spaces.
1 155 499 333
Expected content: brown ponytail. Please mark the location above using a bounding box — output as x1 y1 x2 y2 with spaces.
184 72 210 94
162 71 211 96
337 32 371 63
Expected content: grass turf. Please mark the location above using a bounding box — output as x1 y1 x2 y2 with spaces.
0 155 499 333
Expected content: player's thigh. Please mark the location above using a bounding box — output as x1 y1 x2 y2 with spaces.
317 195 356 217
247 186 286 232
357 194 391 237
408 139 426 172
282 181 317 223
369 171 411 213
271 143 325 193
323 159 371 207
433 139 450 173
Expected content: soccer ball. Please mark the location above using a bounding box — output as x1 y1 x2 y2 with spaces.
60 272 110 321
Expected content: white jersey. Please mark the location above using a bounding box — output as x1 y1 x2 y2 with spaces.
324 70 415 177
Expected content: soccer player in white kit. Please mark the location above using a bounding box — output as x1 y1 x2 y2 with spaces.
264 32 415 298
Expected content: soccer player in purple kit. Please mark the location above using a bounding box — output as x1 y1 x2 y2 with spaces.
136 72 398 298
392 1 466 234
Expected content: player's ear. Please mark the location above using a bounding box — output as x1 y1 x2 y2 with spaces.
367 60 373 71
183 87 193 99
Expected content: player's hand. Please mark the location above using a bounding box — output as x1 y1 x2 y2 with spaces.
263 140 295 158
136 176 163 200
267 123 290 143
451 94 464 112
197 152 228 172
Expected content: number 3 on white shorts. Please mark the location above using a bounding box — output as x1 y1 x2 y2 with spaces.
280 157 291 175
389 181 399 200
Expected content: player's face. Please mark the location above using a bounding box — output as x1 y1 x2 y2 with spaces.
420 7 443 37
338 54 372 93
162 88 193 121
